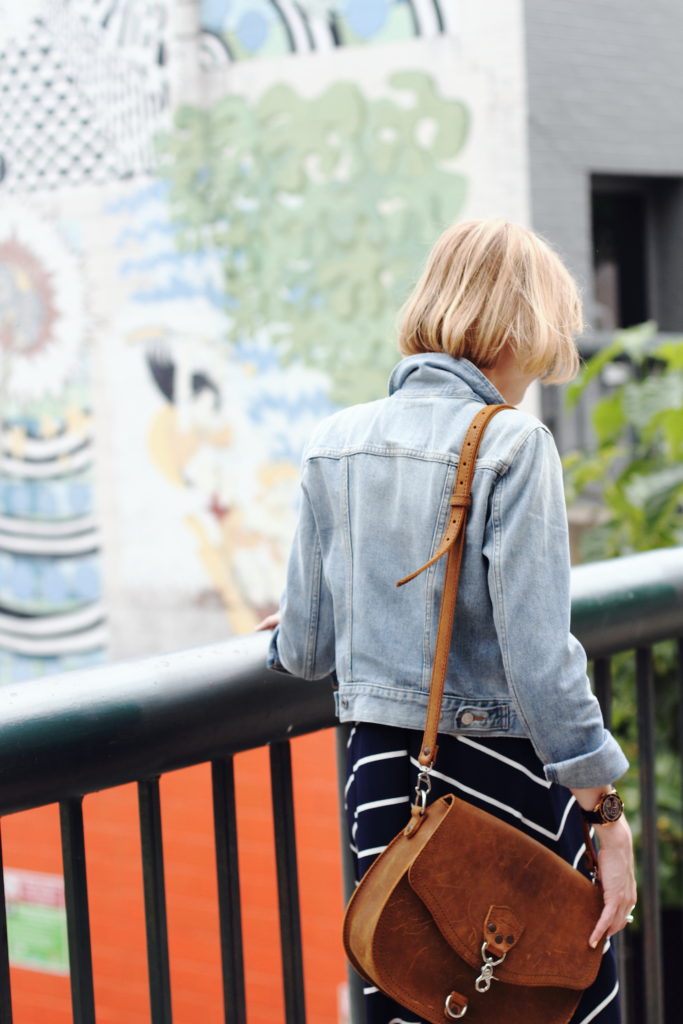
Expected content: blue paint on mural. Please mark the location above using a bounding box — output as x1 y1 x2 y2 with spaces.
105 180 169 214
236 10 270 50
0 473 94 521
0 205 106 686
345 0 391 37
198 1 458 61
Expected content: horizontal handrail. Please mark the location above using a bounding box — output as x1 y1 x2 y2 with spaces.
0 635 336 816
0 547 681 816
571 547 683 656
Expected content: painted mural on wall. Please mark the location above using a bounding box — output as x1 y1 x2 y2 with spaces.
96 72 469 634
101 178 333 635
0 0 169 192
0 0 527 659
199 0 459 63
0 203 104 685
159 72 468 405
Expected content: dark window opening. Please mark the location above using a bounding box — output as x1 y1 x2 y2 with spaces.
591 174 683 332
591 183 648 329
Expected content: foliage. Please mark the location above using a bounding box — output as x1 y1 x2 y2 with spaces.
157 74 469 405
601 644 683 908
564 321 683 558
565 323 683 906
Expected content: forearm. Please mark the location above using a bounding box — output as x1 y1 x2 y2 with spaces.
570 785 615 811
570 785 632 847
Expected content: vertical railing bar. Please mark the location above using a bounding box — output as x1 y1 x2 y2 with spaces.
269 740 306 1024
0 823 13 1023
635 647 664 1024
594 657 634 1018
211 757 246 1024
615 933 630 1024
678 638 683 962
138 778 173 1024
593 656 612 729
335 726 364 1024
59 798 96 1024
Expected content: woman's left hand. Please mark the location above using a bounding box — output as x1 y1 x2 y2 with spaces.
255 611 281 631
589 815 637 947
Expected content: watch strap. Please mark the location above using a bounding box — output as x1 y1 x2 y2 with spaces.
580 790 624 825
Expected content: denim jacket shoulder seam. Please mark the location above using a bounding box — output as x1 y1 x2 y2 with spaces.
496 422 552 477
304 536 323 679
341 455 353 679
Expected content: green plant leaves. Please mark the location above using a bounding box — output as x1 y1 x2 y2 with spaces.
566 320 658 408
566 330 683 904
156 75 470 405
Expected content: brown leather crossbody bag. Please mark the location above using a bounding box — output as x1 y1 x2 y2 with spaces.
343 404 604 1023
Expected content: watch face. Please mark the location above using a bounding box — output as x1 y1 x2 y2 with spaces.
601 793 623 822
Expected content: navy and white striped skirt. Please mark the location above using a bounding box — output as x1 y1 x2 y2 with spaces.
345 722 620 1024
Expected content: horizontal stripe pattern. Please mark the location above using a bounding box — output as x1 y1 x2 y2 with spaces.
0 603 105 637
1 430 92 461
0 513 98 538
0 529 101 556
0 446 92 478
0 623 107 655
345 722 621 1024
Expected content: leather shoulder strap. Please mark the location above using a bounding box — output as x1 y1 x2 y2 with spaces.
397 403 513 768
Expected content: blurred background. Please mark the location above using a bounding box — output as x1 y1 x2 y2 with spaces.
0 1 682 1022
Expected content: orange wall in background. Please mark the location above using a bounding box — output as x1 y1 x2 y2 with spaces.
2 729 347 1024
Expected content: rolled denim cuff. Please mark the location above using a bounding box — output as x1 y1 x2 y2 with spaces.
543 729 629 788
266 626 291 674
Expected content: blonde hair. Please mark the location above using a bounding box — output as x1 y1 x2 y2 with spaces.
398 219 583 383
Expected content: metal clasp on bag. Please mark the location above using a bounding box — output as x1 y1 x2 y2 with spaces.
414 768 432 814
474 942 506 993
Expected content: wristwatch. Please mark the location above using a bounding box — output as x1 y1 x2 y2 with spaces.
580 790 624 825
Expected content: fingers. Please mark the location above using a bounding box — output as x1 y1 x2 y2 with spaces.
589 896 638 948
589 905 612 948
589 817 636 948
255 612 280 631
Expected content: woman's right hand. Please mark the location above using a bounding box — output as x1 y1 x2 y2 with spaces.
255 611 281 632
588 815 637 948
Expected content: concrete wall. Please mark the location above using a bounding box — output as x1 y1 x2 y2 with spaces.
524 0 683 328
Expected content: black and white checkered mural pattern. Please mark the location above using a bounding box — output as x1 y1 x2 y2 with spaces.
0 0 169 192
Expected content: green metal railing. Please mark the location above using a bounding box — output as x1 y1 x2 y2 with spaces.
0 548 682 1023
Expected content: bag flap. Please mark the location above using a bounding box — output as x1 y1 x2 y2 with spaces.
408 795 604 989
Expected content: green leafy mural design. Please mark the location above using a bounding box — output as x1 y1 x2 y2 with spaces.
158 72 469 404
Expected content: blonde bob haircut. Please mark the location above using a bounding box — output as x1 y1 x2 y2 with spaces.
398 219 583 383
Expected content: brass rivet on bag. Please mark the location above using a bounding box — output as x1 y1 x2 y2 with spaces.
487 923 496 932
495 935 503 944
506 935 514 944
423 747 431 756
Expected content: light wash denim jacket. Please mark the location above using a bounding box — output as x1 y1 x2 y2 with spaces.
269 353 628 789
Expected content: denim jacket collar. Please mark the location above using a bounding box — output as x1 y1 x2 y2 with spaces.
388 353 506 406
